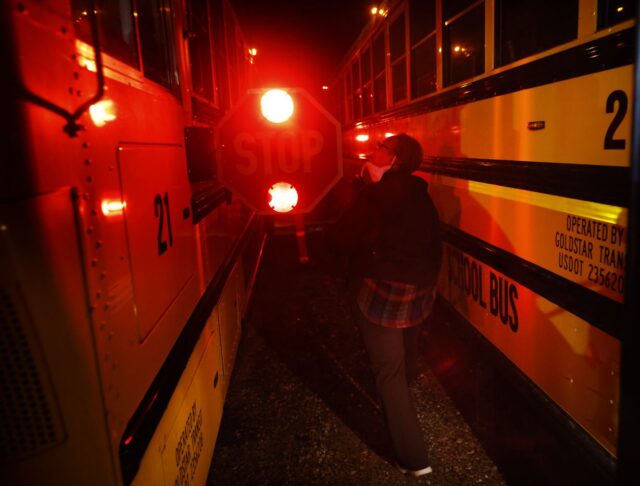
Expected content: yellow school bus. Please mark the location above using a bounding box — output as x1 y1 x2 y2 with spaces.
333 0 636 481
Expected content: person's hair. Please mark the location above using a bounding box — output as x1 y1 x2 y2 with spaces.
385 134 423 173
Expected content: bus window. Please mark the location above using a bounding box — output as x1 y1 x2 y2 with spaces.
345 70 353 122
210 0 230 110
138 0 180 93
598 0 637 29
237 35 248 95
225 15 238 104
372 31 386 112
361 46 373 117
334 78 346 124
495 0 578 68
443 1 484 87
352 59 362 119
409 0 436 98
187 0 216 104
71 0 139 68
389 12 407 103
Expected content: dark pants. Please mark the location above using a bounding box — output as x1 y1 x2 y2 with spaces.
353 304 429 470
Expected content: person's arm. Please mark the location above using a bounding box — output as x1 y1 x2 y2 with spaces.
332 189 380 253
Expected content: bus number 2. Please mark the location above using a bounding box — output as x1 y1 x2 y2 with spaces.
154 192 174 255
604 90 628 150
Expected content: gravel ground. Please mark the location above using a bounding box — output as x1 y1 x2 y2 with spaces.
207 235 505 485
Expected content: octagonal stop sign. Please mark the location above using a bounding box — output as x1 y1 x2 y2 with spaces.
216 88 342 214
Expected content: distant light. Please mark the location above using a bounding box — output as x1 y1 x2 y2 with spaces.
89 100 116 127
355 133 369 142
268 182 298 213
358 153 368 160
617 6 624 12
384 132 395 138
248 47 257 56
101 199 126 217
454 46 461 52
321 85 329 90
260 89 294 123
371 7 378 15
378 8 388 17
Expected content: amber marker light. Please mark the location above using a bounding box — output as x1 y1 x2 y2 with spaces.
89 100 116 127
101 199 126 217
260 89 294 123
268 182 298 213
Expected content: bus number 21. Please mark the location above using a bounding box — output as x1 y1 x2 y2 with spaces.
154 192 174 256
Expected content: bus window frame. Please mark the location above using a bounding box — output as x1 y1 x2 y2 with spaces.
372 29 387 113
136 0 182 97
186 0 222 111
442 0 486 88
352 58 363 120
408 0 438 100
389 8 409 105
361 45 374 117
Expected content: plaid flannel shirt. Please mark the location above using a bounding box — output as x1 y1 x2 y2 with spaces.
356 277 436 328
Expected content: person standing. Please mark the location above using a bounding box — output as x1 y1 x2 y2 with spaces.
332 133 442 477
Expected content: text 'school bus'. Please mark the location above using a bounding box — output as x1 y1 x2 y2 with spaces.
333 0 636 480
1 1 265 484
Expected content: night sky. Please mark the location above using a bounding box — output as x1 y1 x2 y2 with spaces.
230 0 372 95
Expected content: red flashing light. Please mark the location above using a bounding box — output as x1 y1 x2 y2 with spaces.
268 182 298 213
101 199 126 218
260 89 294 123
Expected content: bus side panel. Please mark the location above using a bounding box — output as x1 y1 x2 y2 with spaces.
116 144 198 342
426 174 627 303
218 262 244 397
437 242 620 454
345 66 633 168
0 190 116 485
132 303 224 486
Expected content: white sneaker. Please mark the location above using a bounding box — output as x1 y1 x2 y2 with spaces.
395 462 433 477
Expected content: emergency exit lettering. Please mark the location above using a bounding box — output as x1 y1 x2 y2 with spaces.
233 130 324 175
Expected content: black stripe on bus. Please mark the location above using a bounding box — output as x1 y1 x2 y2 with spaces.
420 156 629 207
119 214 258 485
349 27 634 126
441 224 623 339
